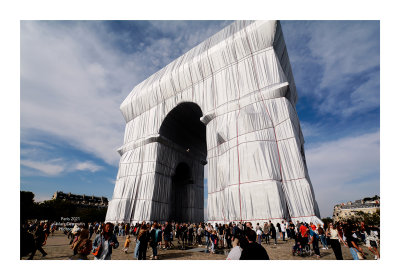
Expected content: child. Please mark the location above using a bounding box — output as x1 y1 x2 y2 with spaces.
292 231 302 256
210 230 218 254
122 235 131 253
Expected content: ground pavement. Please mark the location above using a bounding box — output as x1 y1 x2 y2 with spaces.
21 231 378 260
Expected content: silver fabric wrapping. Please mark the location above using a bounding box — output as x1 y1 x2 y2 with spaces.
106 20 322 226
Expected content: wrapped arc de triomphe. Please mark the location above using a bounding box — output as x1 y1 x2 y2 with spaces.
105 20 322 226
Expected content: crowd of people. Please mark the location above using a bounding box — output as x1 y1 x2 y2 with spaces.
20 218 380 260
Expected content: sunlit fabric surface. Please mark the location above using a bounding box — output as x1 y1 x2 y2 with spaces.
106 20 322 226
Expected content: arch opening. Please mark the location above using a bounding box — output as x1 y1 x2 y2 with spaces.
157 102 207 223
159 102 207 157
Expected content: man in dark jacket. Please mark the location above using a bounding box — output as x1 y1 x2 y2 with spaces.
240 229 270 260
28 222 47 259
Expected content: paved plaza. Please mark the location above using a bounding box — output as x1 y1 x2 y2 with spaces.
21 231 378 260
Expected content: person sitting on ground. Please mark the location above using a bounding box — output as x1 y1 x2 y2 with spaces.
239 229 270 260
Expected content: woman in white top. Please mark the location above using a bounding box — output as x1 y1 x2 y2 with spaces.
326 223 345 260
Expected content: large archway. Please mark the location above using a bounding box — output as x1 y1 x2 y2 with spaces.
157 102 206 223
106 21 322 226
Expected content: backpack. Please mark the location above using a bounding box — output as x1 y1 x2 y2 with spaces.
155 229 162 243
78 239 92 256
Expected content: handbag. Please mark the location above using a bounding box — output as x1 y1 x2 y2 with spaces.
92 239 102 257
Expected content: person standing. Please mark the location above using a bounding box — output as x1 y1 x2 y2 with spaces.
197 224 203 245
270 222 277 245
239 229 270 260
205 224 212 250
218 223 225 249
280 221 286 242
226 238 243 260
289 221 296 240
88 223 94 239
188 223 194 246
308 228 321 259
317 224 328 249
92 222 119 260
210 230 218 254
276 222 282 240
255 223 262 245
326 223 345 260
163 221 172 249
137 224 149 260
224 224 232 249
149 222 161 259
264 221 271 244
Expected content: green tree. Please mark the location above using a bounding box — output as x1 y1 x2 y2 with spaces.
321 217 333 225
20 191 35 223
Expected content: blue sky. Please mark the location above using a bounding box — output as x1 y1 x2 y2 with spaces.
20 20 379 218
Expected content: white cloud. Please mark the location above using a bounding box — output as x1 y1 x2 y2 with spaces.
282 21 379 118
21 157 103 176
20 21 229 166
306 130 380 217
21 159 66 176
73 161 103 172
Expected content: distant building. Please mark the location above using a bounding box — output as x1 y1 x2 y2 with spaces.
332 195 380 222
52 191 108 208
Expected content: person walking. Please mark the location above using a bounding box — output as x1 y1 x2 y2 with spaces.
343 223 366 260
28 222 48 259
364 225 380 260
122 235 131 253
70 227 92 260
92 222 119 260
